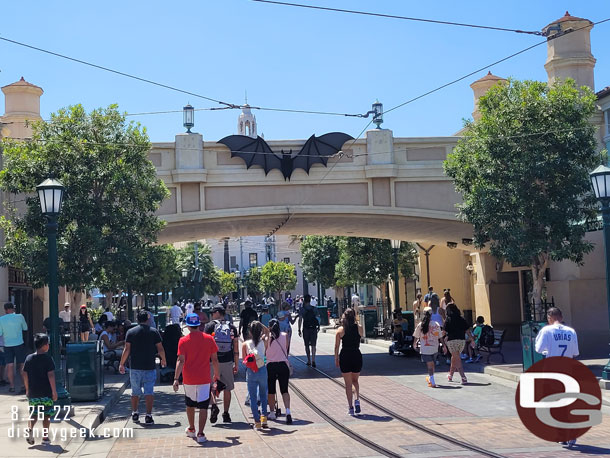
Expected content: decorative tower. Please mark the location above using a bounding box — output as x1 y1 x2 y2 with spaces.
470 72 507 121
542 11 596 90
1 77 43 139
238 104 257 138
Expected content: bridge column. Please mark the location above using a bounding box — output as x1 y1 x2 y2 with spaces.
366 128 394 165
171 132 207 215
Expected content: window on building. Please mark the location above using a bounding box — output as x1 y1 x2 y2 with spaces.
284 257 290 263
230 256 237 270
249 253 258 268
606 109 610 136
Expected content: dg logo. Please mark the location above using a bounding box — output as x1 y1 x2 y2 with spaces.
515 357 602 442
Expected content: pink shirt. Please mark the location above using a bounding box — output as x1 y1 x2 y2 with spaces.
266 333 289 363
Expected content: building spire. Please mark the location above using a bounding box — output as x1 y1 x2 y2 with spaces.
237 92 257 138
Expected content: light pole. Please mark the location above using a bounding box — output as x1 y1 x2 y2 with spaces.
36 178 70 406
183 104 194 133
181 268 188 300
390 240 401 317
590 165 610 380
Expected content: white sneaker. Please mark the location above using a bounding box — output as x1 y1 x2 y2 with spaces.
197 433 207 444
268 412 276 420
185 427 196 438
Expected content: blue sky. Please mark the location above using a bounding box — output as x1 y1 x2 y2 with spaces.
1 1 608 142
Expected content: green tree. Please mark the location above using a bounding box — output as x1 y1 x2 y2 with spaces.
244 268 263 299
335 237 394 287
218 270 237 298
132 244 179 297
444 79 598 306
300 236 340 287
259 261 297 299
176 241 219 296
0 104 169 291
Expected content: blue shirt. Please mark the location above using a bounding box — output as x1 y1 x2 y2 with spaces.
0 313 28 347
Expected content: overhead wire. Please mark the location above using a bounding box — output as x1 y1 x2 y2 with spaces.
252 0 543 36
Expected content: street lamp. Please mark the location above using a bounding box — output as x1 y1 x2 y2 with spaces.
183 104 194 133
36 178 70 407
181 268 188 300
372 100 383 129
590 164 610 380
390 239 401 316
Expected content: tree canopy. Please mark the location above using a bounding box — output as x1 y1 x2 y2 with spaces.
218 270 237 298
300 236 339 287
444 79 599 303
259 261 296 298
176 241 220 296
0 104 169 290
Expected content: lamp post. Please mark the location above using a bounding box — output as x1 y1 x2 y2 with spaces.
590 165 610 380
390 240 401 317
183 104 194 133
181 268 188 300
36 178 70 406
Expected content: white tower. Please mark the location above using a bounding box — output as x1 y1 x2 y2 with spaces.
238 104 257 138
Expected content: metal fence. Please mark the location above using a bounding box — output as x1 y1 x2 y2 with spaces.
523 297 555 322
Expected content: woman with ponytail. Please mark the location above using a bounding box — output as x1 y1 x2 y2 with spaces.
412 306 442 387
266 318 293 424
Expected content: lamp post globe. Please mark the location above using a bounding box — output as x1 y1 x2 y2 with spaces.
36 177 71 407
183 104 194 133
590 165 610 380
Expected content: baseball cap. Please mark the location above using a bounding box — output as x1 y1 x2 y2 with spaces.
212 304 225 314
80 304 87 309
185 313 201 327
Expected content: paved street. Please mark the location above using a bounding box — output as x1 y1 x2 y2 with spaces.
69 326 610 458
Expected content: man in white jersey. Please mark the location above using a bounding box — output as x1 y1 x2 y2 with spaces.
535 307 579 358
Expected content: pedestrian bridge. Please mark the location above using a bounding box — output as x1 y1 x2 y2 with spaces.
152 129 473 246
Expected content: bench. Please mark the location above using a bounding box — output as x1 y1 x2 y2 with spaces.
478 329 506 364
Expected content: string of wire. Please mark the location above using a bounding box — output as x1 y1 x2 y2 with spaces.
252 0 543 35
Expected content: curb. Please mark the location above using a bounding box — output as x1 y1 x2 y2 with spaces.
483 365 521 383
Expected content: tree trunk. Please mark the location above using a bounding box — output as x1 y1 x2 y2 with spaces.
531 253 549 318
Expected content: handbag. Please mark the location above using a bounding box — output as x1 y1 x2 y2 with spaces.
244 353 259 372
275 336 293 376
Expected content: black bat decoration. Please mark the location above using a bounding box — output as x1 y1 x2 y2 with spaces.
217 132 354 181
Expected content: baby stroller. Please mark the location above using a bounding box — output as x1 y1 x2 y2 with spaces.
388 311 415 356
160 323 181 383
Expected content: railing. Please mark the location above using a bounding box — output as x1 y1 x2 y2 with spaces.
523 297 555 322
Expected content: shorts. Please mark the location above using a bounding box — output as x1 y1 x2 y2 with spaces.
4 344 26 364
0 350 5 366
28 397 54 417
267 362 289 395
446 339 466 355
130 369 156 396
184 383 211 409
421 353 438 363
302 328 318 347
339 349 362 374
216 361 235 391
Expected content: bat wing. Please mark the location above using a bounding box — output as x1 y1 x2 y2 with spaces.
217 135 281 175
292 132 354 174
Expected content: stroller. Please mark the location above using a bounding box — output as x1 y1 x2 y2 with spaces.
160 324 181 383
388 311 415 356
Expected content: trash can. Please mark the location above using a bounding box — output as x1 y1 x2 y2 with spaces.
156 312 167 331
317 306 329 326
65 341 104 401
359 308 378 338
521 321 546 371
401 311 415 336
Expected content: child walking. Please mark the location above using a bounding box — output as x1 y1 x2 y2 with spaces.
412 307 442 387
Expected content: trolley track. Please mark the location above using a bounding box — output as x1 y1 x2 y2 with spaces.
289 354 505 458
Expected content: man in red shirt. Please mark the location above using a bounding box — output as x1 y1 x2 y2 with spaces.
173 313 220 444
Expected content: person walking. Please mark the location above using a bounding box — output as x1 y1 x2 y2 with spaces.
22 334 57 446
334 308 363 416
259 304 272 327
443 303 473 384
412 292 423 323
412 307 442 387
266 319 293 424
204 304 239 424
59 303 71 324
169 302 183 325
173 313 220 444
242 320 270 430
119 310 167 425
439 289 453 320
0 302 28 393
239 300 258 339
78 305 94 342
298 295 320 367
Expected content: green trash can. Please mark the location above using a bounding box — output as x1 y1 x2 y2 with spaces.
156 312 167 331
317 305 329 326
65 341 104 401
521 321 546 371
360 308 378 338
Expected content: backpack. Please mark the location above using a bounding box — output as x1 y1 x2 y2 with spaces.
213 320 233 353
428 292 440 311
479 325 494 347
303 307 318 329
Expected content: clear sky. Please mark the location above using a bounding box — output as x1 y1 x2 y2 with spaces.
1 1 608 142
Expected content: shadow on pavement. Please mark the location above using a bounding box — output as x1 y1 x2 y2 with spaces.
185 437 242 448
211 421 251 430
429 385 462 390
261 428 296 436
272 418 313 426
29 444 65 453
354 413 393 422
137 420 182 429
570 444 610 455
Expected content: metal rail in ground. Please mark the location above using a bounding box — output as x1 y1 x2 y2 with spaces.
290 355 505 458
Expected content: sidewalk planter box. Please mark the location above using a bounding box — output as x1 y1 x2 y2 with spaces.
317 306 329 326
65 341 104 401
521 321 546 371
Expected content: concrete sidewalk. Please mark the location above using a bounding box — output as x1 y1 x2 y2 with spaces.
0 367 129 457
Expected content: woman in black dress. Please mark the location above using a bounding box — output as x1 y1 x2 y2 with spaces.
78 305 94 342
334 308 364 416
